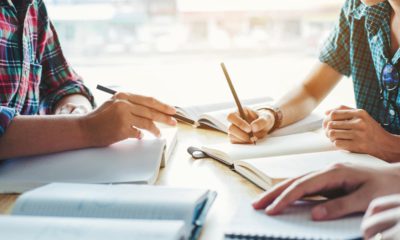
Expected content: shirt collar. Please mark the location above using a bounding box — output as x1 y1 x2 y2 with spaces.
349 1 391 35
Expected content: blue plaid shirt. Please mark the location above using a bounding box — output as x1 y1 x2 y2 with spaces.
319 0 400 134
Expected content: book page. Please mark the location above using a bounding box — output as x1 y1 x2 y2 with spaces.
202 132 335 164
0 216 185 240
0 135 167 193
176 97 272 121
235 150 388 190
12 183 210 239
225 202 362 240
270 113 323 137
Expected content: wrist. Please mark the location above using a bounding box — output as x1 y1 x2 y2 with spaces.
257 106 283 133
77 114 96 148
377 133 400 162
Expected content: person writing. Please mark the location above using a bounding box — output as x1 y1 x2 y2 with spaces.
227 0 400 162
0 0 177 160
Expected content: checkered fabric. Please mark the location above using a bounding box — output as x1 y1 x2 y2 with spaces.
0 0 94 137
319 0 400 134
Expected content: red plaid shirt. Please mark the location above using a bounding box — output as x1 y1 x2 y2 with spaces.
0 0 94 136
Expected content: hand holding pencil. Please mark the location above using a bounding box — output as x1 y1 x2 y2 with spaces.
222 63 275 144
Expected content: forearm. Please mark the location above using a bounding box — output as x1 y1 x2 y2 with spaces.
274 62 343 127
0 115 90 160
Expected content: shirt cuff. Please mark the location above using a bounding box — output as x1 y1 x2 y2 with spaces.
0 107 17 137
39 82 96 115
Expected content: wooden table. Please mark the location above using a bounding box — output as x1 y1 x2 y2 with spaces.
0 123 263 239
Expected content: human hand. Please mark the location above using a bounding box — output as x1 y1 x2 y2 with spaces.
80 92 177 147
362 195 400 240
323 105 393 161
227 108 275 144
252 163 400 221
55 94 93 115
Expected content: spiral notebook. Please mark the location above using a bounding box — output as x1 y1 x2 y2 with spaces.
225 202 363 240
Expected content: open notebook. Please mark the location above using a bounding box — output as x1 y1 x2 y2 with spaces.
5 183 217 240
225 202 363 240
0 128 177 193
189 132 388 190
176 98 322 136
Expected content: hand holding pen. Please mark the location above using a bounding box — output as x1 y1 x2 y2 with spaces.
85 85 177 146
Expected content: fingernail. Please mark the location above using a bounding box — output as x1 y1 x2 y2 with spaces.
312 206 327 220
171 118 177 125
265 205 275 214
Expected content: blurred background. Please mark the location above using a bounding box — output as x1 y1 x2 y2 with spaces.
46 0 355 110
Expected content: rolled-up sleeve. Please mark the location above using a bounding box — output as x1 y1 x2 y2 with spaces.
0 107 16 137
319 3 352 77
38 18 95 114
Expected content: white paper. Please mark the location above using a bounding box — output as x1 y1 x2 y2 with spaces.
226 202 362 240
0 216 185 240
0 136 166 193
203 132 335 164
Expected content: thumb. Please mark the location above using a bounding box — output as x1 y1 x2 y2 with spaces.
311 190 367 221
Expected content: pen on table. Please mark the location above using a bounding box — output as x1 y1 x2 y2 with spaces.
96 84 188 123
220 63 257 145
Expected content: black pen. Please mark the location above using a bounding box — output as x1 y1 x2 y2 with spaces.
96 84 188 123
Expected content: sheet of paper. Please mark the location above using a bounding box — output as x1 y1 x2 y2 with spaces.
0 135 167 193
239 150 388 181
225 202 362 240
0 216 185 240
178 97 272 120
203 132 335 163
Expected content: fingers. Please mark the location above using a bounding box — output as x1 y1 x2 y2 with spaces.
113 98 177 128
325 105 353 115
362 207 400 239
130 126 144 139
365 195 400 219
228 125 251 143
310 188 367 220
252 176 302 210
129 114 161 137
327 119 363 130
114 92 176 116
251 110 274 133
128 103 177 126
264 164 365 217
327 129 354 141
227 112 252 133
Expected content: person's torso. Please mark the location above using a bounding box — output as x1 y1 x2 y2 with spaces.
345 0 400 134
0 0 46 115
